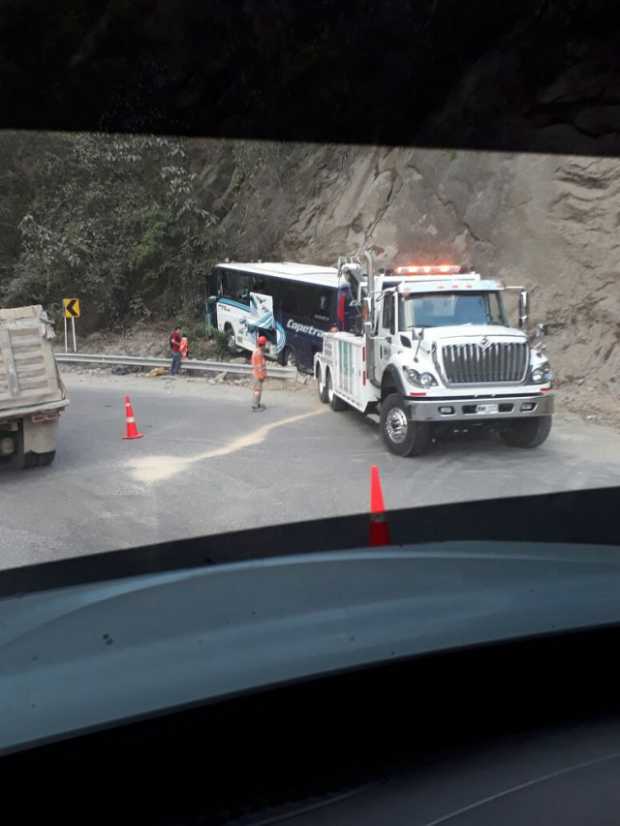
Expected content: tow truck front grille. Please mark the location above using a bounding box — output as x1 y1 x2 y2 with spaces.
441 341 528 385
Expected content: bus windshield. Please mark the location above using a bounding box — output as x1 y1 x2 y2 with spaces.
399 291 506 329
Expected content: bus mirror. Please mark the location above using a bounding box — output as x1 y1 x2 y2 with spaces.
207 295 217 304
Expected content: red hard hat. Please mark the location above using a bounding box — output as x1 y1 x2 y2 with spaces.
257 335 267 346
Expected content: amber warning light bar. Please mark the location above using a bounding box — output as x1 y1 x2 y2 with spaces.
395 264 462 275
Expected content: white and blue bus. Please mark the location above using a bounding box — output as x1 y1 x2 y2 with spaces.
206 262 346 371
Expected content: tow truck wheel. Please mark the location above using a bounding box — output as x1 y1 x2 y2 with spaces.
327 370 347 411
380 393 432 457
500 415 552 448
317 366 329 403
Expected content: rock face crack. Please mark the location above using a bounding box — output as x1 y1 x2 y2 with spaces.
432 188 494 250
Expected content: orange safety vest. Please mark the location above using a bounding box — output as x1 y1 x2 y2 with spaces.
251 347 267 380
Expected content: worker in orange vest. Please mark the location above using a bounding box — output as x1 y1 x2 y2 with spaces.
251 335 267 411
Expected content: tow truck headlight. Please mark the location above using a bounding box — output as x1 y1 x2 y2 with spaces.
531 368 544 383
403 367 438 388
530 362 553 384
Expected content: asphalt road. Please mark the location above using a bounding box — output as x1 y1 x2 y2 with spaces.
2 372 620 569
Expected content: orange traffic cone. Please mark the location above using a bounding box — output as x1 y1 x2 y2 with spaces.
369 465 391 547
122 395 144 440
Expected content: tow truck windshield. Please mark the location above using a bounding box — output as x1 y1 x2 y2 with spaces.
399 291 506 329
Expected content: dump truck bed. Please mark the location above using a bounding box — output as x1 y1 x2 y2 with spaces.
0 305 67 415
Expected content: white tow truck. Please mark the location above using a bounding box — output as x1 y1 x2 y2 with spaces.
314 252 554 456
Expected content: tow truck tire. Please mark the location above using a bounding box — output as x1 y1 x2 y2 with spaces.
380 393 432 457
317 365 329 403
327 370 347 411
500 415 552 448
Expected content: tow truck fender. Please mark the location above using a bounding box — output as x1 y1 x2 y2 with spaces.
380 364 407 398
313 351 322 377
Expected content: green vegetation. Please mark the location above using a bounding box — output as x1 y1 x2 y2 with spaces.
0 132 220 331
211 329 232 361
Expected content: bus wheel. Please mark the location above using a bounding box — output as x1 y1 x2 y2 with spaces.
317 365 329 403
380 394 432 457
327 370 347 411
279 346 297 368
224 325 238 354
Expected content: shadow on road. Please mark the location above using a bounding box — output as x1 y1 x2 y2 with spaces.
335 405 543 460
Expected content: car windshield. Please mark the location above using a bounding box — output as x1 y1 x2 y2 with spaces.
6 5 620 811
399 292 506 329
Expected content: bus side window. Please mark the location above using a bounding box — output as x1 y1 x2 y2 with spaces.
314 288 332 322
269 280 282 311
280 283 300 317
251 275 268 294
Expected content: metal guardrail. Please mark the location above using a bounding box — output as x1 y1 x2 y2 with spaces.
54 352 298 379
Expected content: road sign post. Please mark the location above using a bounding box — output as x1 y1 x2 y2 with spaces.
63 298 80 353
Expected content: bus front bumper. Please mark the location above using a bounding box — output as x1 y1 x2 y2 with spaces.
403 392 554 423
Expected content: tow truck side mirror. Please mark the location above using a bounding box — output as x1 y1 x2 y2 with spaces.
518 290 529 330
528 322 547 348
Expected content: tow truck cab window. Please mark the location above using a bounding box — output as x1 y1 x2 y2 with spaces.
399 292 506 328
382 292 395 334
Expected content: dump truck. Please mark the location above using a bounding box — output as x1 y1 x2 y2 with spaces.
0 305 68 469
314 252 554 456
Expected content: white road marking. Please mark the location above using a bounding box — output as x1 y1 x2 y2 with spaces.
126 407 329 484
